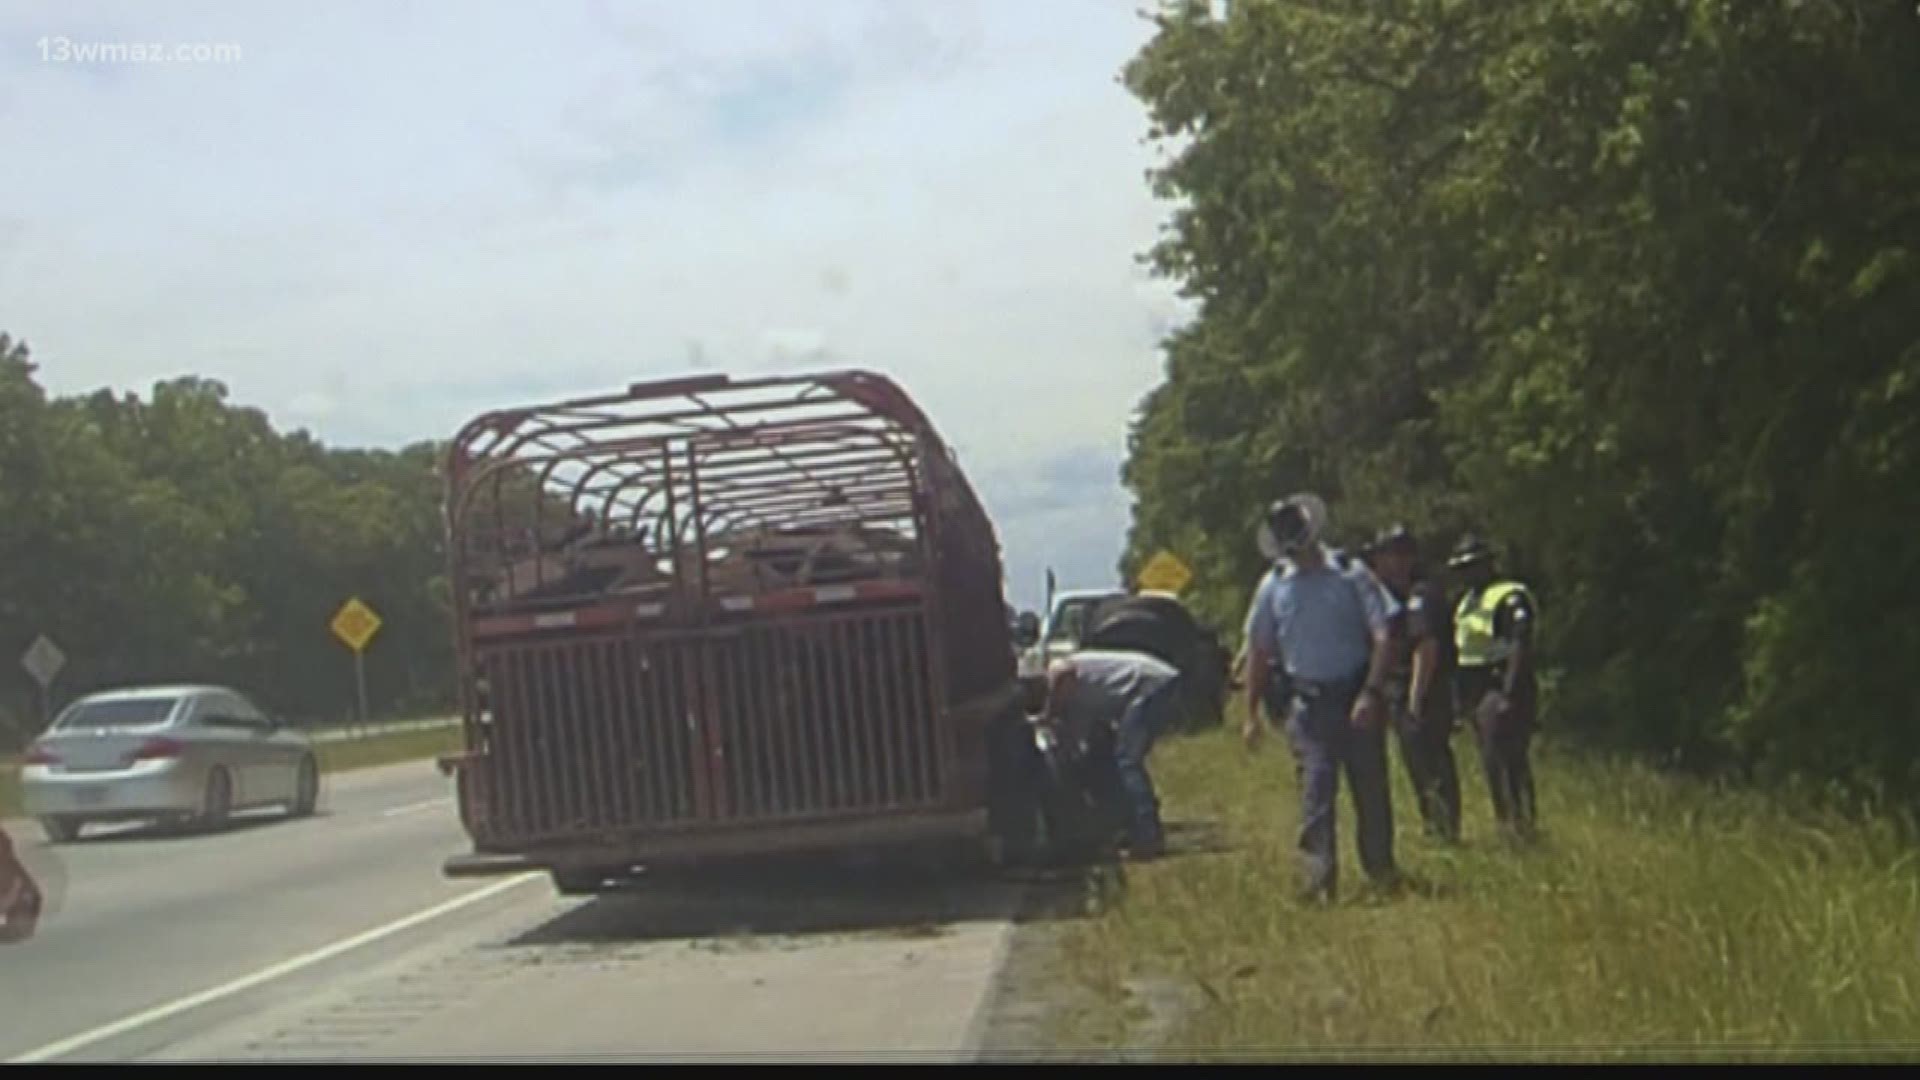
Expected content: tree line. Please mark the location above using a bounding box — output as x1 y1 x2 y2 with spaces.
1115 0 1920 799
0 333 455 748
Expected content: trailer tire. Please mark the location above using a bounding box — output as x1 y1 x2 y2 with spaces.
1039 766 1116 867
985 706 1047 869
1038 724 1128 867
550 867 613 896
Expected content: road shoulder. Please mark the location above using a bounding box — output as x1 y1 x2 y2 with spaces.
151 869 1037 1062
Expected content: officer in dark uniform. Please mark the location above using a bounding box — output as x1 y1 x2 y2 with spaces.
1448 534 1540 839
1366 525 1462 843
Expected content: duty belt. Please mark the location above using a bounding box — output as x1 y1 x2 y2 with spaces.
1291 670 1368 701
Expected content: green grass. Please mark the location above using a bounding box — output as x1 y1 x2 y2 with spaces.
0 723 464 820
1034 702 1920 1061
311 724 463 775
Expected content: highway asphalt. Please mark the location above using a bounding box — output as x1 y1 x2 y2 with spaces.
0 759 1031 1062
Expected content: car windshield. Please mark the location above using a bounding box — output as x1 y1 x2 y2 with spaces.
55 698 179 730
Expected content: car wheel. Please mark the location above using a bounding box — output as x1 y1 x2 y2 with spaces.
195 767 234 832
40 816 82 844
289 756 319 818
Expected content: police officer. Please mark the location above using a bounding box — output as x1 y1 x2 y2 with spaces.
1448 534 1540 839
1367 525 1462 843
1242 493 1401 902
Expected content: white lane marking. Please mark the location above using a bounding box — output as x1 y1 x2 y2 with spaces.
381 797 453 819
7 873 543 1063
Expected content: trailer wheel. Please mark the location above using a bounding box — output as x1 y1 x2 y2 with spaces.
550 867 613 896
986 707 1047 869
1037 726 1127 867
1038 763 1117 867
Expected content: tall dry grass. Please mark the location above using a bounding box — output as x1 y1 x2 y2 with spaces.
1040 704 1920 1060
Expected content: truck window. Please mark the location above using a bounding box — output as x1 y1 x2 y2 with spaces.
1054 600 1094 643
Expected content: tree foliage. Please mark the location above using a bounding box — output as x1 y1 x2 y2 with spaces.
1119 0 1920 792
0 338 454 746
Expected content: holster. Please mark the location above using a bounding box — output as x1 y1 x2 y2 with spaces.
1261 666 1296 719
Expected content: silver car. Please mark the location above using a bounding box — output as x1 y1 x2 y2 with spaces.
18 685 319 843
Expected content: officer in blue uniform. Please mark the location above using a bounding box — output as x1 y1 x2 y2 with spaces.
1242 493 1402 902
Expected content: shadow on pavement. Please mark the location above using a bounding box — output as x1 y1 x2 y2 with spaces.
501 815 1236 948
55 809 330 846
502 858 1118 947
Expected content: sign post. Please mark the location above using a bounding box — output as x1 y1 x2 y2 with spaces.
1135 550 1194 595
19 634 66 731
329 598 382 734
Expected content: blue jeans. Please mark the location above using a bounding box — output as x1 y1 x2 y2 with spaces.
1113 678 1182 848
1284 671 1396 897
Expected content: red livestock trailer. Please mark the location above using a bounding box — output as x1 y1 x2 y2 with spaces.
435 370 1034 894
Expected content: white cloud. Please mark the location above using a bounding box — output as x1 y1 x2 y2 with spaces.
0 0 1186 610
760 328 831 368
284 391 338 422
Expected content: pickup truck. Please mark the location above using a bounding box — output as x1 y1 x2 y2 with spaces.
1015 586 1130 683
435 370 1038 892
1016 584 1229 730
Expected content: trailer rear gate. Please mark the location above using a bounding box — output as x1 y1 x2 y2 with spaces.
468 601 947 847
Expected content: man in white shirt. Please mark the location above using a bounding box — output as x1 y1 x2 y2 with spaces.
1044 648 1184 861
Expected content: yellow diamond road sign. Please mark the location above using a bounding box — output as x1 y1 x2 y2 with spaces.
331 598 382 653
1136 550 1193 595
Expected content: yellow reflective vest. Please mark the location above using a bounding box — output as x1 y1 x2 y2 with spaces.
1454 581 1534 668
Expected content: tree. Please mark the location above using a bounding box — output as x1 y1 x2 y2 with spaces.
1119 0 1920 794
0 336 461 744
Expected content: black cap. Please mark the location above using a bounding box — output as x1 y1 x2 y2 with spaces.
1372 523 1417 556
1448 533 1495 569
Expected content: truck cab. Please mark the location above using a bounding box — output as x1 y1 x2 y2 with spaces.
1016 588 1129 681
1015 584 1229 730
1014 584 1129 715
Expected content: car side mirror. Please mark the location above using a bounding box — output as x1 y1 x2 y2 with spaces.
1015 611 1041 649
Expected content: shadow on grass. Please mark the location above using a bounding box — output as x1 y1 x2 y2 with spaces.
1160 818 1235 859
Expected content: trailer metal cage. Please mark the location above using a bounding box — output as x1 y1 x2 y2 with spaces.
439 370 1020 875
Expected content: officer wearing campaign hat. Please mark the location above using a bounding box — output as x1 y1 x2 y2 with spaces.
1242 493 1402 902
1449 533 1540 839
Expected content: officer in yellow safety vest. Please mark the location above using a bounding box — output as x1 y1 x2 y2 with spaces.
1448 534 1540 839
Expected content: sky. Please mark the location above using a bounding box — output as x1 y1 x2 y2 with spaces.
0 0 1194 615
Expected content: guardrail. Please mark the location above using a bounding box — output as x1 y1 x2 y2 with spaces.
305 717 460 744
0 716 461 766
